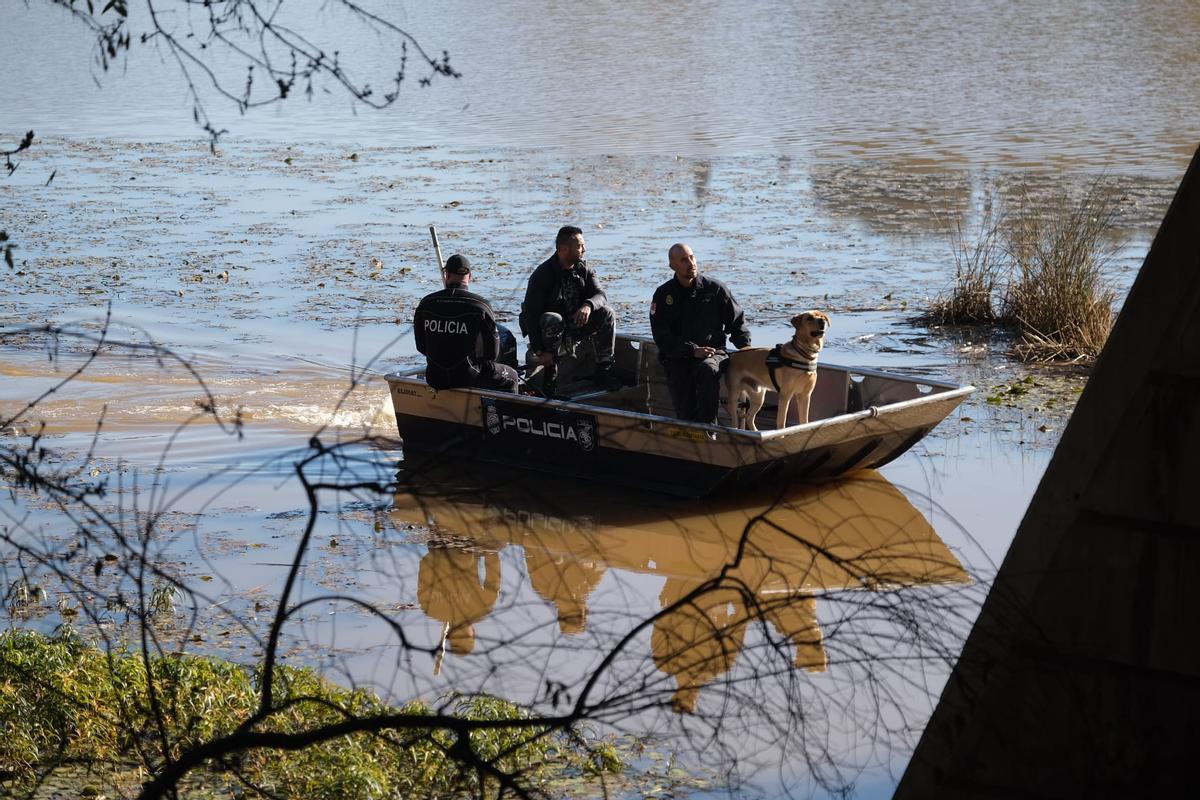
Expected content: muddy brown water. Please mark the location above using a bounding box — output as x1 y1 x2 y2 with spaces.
3 1 1199 796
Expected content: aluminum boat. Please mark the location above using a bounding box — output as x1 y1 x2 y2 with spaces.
385 335 973 496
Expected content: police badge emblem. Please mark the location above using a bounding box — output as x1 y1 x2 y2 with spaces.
485 401 501 435
576 419 595 452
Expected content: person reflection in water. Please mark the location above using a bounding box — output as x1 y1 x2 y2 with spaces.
652 578 749 714
525 548 607 635
652 578 826 713
417 542 502 673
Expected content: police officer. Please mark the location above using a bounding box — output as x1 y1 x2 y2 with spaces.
414 254 520 393
650 243 751 424
520 225 620 395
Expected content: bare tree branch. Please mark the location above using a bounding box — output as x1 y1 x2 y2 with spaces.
39 0 460 146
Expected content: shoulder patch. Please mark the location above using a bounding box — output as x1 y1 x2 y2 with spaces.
650 301 657 315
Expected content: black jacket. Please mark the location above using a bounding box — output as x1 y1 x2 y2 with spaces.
414 284 501 390
519 255 609 352
650 274 750 360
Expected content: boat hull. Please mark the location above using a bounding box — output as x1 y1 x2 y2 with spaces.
393 397 948 496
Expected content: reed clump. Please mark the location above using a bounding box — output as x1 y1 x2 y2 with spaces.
926 203 1004 326
928 180 1120 363
1001 183 1119 362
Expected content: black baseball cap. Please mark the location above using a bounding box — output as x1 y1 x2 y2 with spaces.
444 254 472 275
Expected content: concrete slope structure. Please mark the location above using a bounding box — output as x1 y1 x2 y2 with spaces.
897 144 1200 797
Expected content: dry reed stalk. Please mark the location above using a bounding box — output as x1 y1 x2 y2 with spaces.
1010 313 1113 364
927 203 1005 325
1001 179 1119 363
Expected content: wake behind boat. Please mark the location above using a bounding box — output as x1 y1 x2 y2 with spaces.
385 334 972 496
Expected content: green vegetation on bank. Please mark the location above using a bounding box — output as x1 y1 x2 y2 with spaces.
0 629 622 799
926 180 1120 363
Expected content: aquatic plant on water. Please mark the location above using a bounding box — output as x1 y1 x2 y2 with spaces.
926 179 1120 364
1001 180 1120 363
926 201 1004 326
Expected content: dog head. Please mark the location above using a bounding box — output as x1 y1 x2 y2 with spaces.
790 310 831 351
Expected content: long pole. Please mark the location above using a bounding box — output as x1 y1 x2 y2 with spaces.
429 225 445 278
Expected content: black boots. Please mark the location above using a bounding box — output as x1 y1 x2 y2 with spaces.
590 361 622 392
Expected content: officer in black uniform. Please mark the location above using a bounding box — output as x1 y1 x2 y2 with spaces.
649 243 751 424
414 254 520 393
519 225 620 395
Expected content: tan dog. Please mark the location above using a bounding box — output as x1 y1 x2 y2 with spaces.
725 311 830 431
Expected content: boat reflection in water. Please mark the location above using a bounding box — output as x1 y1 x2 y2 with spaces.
393 467 969 713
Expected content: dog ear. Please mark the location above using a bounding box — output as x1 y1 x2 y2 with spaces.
790 313 808 329
817 311 830 327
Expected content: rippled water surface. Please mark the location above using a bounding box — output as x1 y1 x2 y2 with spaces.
2 2 1198 797
5 1 1199 169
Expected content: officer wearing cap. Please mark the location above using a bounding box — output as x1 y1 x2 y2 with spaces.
650 242 750 424
414 254 520 393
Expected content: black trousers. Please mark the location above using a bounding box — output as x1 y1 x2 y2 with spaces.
474 362 520 394
664 354 726 424
537 305 616 363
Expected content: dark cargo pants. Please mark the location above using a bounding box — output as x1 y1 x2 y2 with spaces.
537 305 616 364
664 353 727 425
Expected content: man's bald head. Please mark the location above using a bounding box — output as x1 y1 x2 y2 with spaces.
668 242 698 287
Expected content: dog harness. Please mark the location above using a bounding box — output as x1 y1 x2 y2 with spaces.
765 344 817 393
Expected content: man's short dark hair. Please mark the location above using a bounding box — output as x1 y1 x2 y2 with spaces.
556 226 583 247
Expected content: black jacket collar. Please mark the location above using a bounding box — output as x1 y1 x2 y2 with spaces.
673 274 708 297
